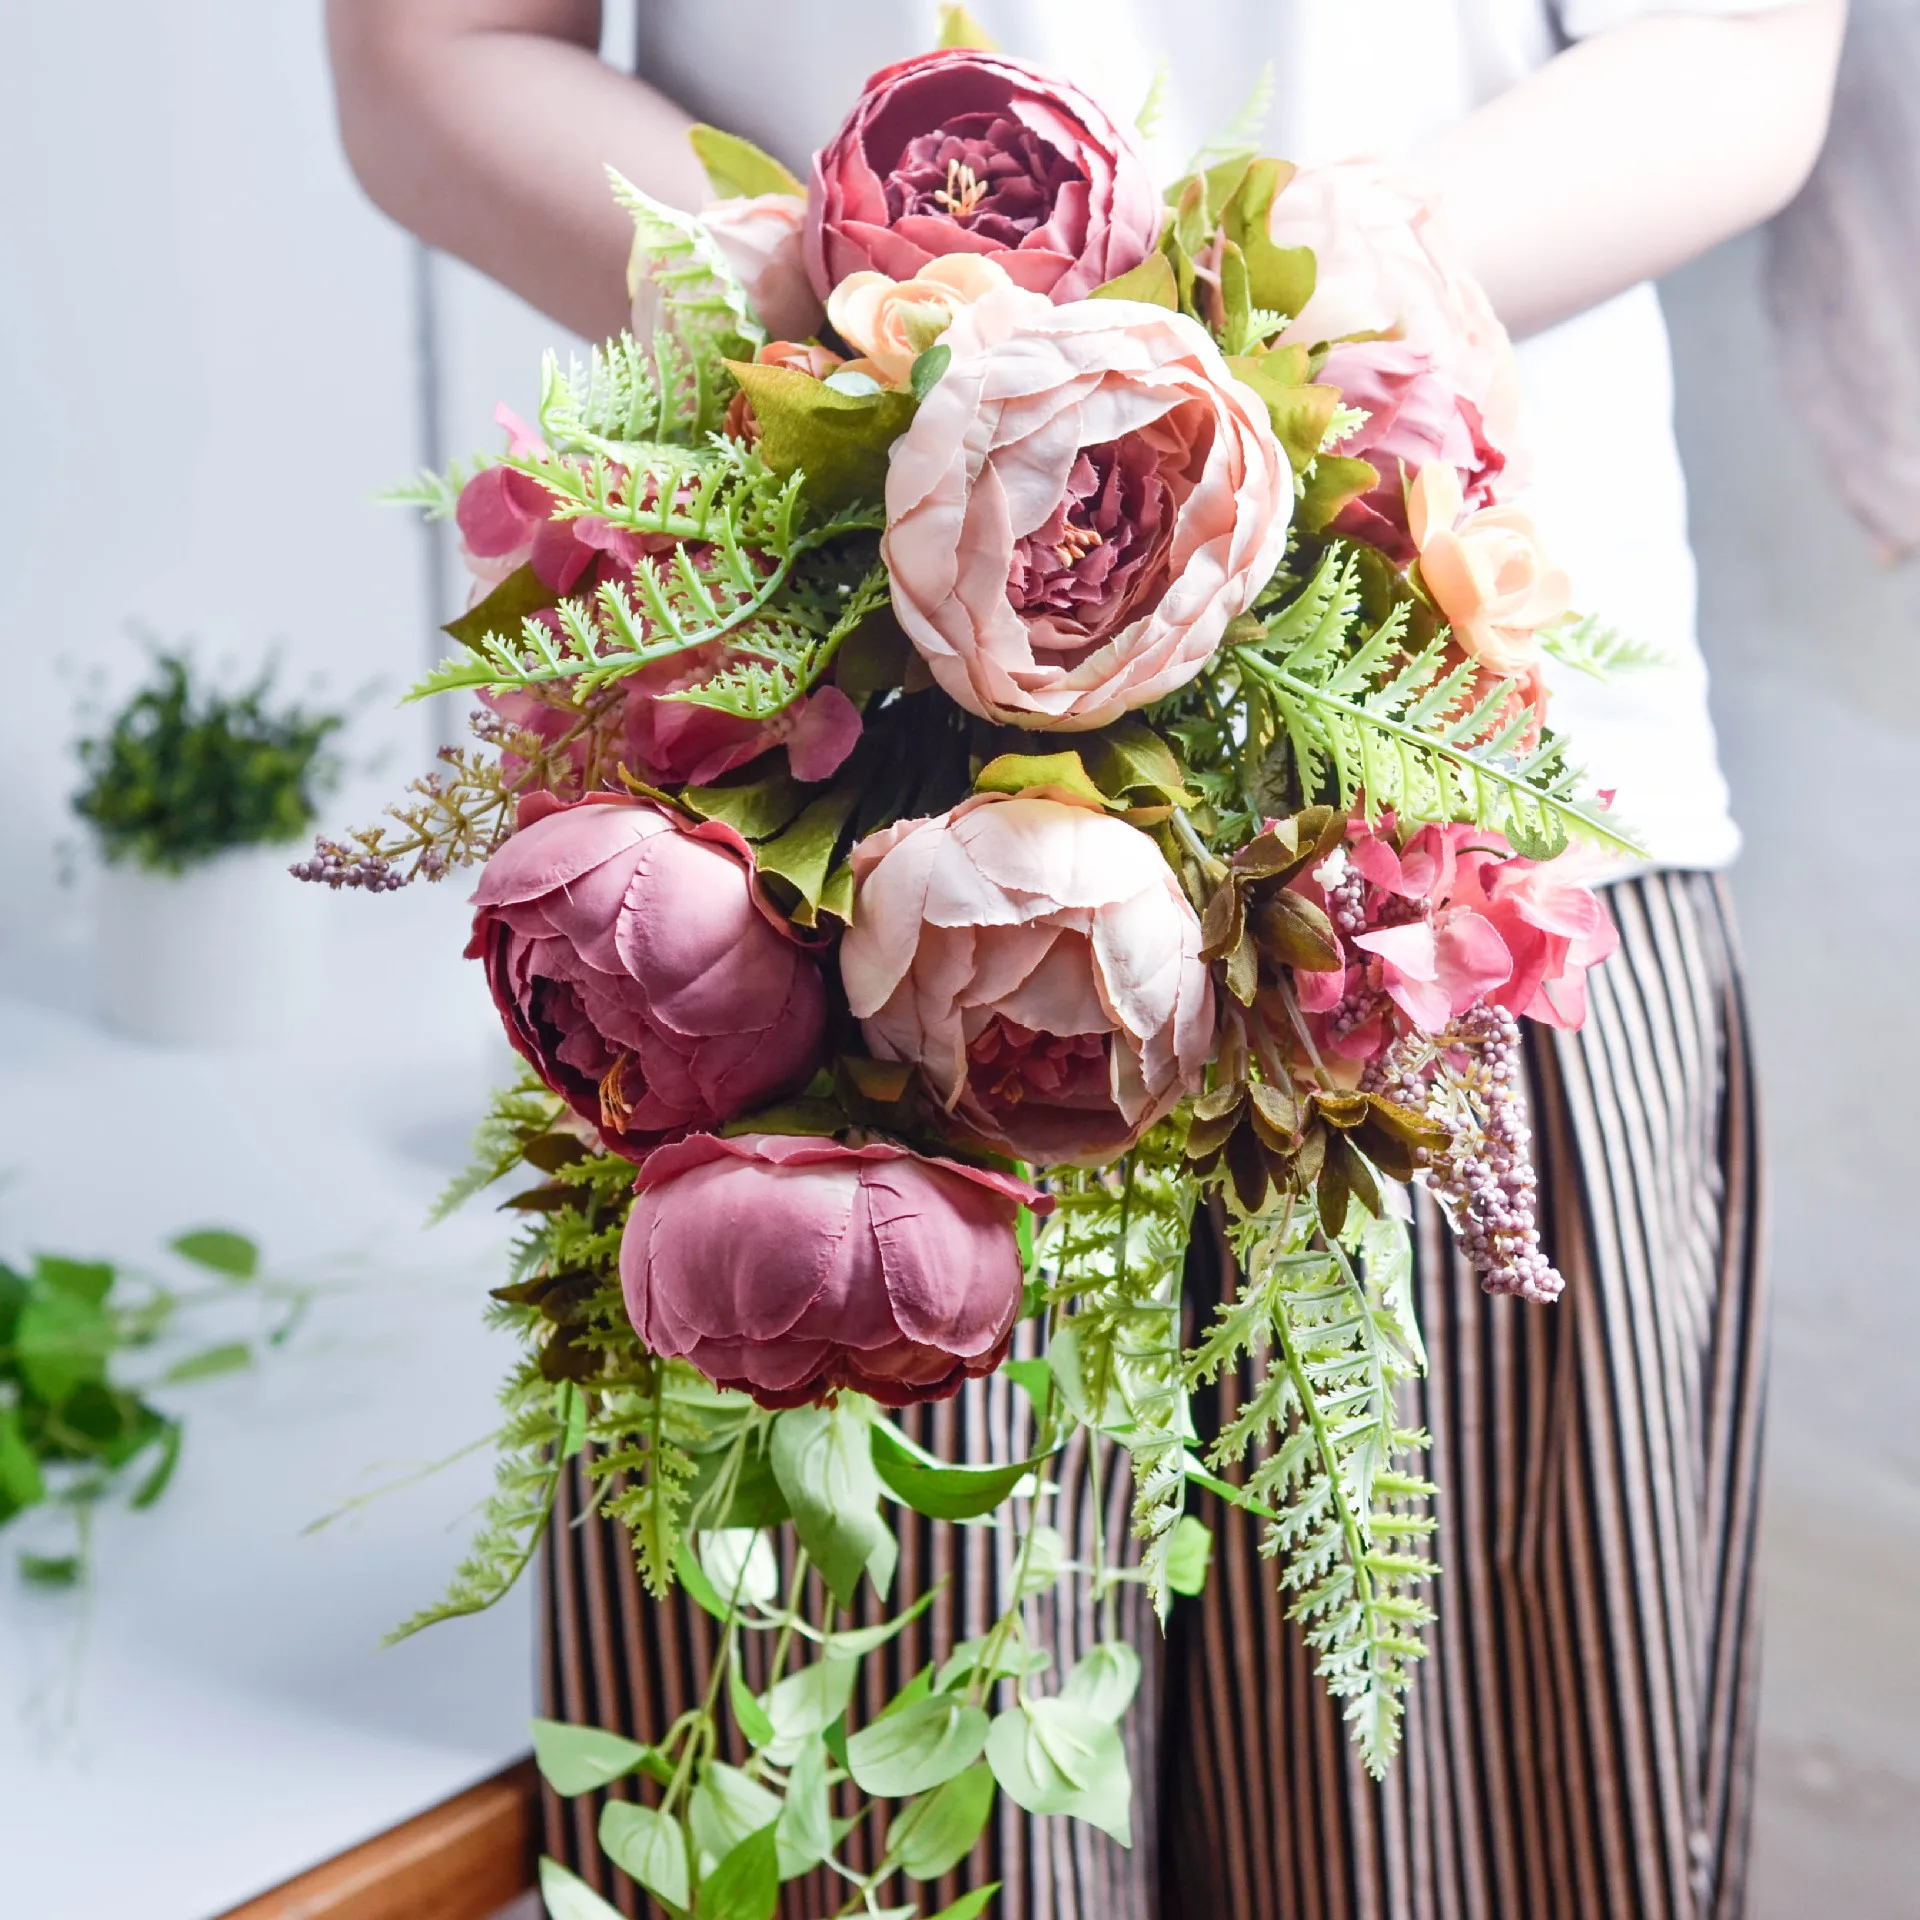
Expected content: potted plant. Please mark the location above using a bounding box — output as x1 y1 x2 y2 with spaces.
73 652 344 1045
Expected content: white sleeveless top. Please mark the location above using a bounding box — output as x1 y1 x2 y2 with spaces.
635 0 1795 871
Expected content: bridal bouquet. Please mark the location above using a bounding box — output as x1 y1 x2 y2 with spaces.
305 12 1636 1913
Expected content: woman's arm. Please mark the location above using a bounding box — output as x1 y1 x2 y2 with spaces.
1414 1 1847 338
326 0 702 339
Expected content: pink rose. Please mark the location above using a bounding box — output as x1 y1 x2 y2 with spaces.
622 1132 1040 1409
839 793 1214 1166
631 193 825 346
1317 339 1508 565
1270 161 1523 465
1408 463 1570 680
883 290 1291 729
467 797 827 1159
805 49 1161 305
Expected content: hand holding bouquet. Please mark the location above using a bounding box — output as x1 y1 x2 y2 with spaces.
305 14 1639 1908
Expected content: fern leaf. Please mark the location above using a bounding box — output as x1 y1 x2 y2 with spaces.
1035 1129 1200 1620
1538 612 1671 680
1192 1205 1438 1777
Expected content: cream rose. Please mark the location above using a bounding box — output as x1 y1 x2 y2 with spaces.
1408 463 1570 677
838 793 1214 1167
882 290 1291 730
827 255 1014 388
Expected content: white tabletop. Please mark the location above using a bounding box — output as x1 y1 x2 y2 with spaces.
0 882 542 1919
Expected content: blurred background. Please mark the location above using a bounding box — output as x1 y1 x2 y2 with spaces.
1 2 1913 1915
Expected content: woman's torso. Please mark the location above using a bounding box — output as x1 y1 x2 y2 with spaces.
633 0 1739 871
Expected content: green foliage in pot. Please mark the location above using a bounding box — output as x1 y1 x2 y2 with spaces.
73 651 344 874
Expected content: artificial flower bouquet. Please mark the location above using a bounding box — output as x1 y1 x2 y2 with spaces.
303 12 1637 1912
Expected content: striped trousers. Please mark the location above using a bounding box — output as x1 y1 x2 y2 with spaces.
542 870 1766 1920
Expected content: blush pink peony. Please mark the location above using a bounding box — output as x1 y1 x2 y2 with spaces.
631 193 825 346
467 797 827 1159
622 1132 1040 1409
838 793 1214 1166
1317 339 1509 565
805 49 1161 304
1269 161 1523 463
883 290 1291 729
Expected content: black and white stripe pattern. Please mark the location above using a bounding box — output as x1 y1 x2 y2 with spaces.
541 870 1765 1920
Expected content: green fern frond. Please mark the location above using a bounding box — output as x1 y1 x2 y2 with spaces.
1231 546 1639 859
1187 1205 1436 1777
1184 61 1275 173
428 1071 565 1224
386 1361 569 1643
1136 57 1172 138
1036 1127 1200 1619
378 465 472 520
1538 612 1671 680
607 168 764 435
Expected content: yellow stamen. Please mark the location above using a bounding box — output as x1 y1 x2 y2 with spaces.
934 158 989 221
1055 522 1103 566
599 1055 634 1132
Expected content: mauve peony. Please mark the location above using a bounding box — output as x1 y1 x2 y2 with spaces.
467 797 827 1158
1270 161 1523 463
1408 463 1569 679
623 1132 1039 1408
631 193 825 345
884 290 1291 729
806 49 1161 305
1317 339 1508 565
839 793 1214 1166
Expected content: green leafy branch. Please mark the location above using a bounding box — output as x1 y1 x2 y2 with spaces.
1223 545 1640 860
1188 1204 1436 1776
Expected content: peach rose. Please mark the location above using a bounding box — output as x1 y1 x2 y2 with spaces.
838 793 1214 1167
827 254 1013 388
882 289 1291 729
1269 161 1523 468
630 193 825 346
1408 463 1570 678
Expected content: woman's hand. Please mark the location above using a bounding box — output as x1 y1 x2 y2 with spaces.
1413 1 1848 339
326 0 703 339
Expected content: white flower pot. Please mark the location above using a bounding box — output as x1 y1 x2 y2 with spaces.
96 843 326 1047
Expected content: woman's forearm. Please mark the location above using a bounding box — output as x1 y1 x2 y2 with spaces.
326 0 703 339
1413 0 1846 339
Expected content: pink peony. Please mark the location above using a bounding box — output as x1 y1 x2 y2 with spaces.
883 290 1291 729
838 793 1214 1166
1269 161 1523 464
467 797 827 1159
1317 339 1508 565
1408 463 1570 681
632 193 825 345
620 661 861 788
621 1132 1041 1409
805 49 1161 305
